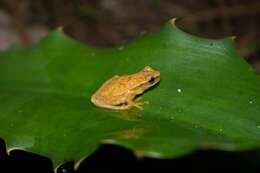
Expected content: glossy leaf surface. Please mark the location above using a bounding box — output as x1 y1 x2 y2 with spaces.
0 20 260 167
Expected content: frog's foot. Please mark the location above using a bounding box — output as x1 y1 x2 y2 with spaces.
127 96 149 110
132 101 143 110
135 97 143 102
135 97 150 105
135 97 149 104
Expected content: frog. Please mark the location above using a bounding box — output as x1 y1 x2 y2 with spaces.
91 66 160 110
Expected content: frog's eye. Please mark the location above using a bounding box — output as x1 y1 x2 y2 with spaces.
148 77 155 83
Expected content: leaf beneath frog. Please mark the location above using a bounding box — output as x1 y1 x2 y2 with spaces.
0 19 260 167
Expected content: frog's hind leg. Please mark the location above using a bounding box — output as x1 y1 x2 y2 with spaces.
106 98 132 110
99 103 131 110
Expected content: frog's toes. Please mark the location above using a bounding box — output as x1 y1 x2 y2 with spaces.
129 101 142 110
135 104 143 110
132 100 150 110
140 101 149 105
135 97 149 105
135 97 143 102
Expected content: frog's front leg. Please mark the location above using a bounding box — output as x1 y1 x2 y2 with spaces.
126 94 145 110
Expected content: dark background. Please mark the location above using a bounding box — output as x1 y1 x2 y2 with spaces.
0 0 260 70
1 138 260 173
0 0 260 172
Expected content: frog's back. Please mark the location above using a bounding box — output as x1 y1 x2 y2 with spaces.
91 76 120 99
96 76 131 97
94 74 143 98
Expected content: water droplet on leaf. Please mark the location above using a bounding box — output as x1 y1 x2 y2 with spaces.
256 122 260 129
217 128 224 135
177 89 182 93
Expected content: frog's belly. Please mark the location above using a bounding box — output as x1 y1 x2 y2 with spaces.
91 95 130 110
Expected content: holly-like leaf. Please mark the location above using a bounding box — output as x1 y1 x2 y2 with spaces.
0 19 260 167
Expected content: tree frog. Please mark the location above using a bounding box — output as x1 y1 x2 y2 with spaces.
91 66 160 110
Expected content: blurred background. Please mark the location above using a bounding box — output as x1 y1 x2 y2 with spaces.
0 0 260 71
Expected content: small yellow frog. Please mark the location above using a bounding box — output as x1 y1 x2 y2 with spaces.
91 66 160 110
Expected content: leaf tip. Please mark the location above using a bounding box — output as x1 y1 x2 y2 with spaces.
134 150 145 160
227 35 237 41
57 26 64 32
169 17 178 26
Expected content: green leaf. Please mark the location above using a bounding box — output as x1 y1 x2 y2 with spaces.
0 19 260 167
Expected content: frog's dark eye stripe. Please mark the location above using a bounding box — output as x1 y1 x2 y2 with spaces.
148 77 155 83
